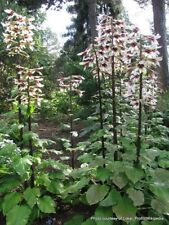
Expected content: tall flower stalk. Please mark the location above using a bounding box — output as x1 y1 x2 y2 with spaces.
16 66 43 186
2 9 44 187
110 19 118 161
58 75 84 169
136 37 143 166
2 9 35 149
79 15 161 165
93 46 106 163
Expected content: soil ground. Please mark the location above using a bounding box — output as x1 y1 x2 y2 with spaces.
0 119 90 225
36 119 91 225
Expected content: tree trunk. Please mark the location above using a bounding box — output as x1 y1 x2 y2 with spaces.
152 0 169 89
86 0 97 42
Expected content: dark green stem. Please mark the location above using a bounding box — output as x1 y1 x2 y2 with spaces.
27 78 34 187
136 72 143 165
69 76 75 169
17 73 23 149
93 46 106 165
136 37 143 166
110 23 118 161
119 76 123 137
111 54 118 161
18 98 23 148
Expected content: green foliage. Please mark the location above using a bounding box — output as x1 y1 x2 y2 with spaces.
1 6 169 225
100 190 120 208
6 205 31 225
13 155 32 178
2 192 22 215
40 91 70 120
37 196 56 213
94 207 112 225
86 184 109 205
113 196 137 219
64 215 84 225
127 188 144 206
23 187 40 208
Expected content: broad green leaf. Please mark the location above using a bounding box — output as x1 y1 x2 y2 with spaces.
89 141 102 151
64 215 84 225
113 173 128 189
67 177 90 194
150 185 169 201
86 184 109 205
23 187 40 208
125 167 144 184
82 219 96 225
142 221 164 225
128 222 139 225
77 141 91 151
23 131 38 143
154 168 169 186
113 196 137 219
127 188 144 206
96 167 111 182
90 157 106 167
150 185 169 215
144 148 160 161
151 198 169 215
90 129 105 142
71 167 91 179
0 142 17 156
6 205 31 225
37 196 55 213
100 188 121 207
94 207 113 225
13 155 32 177
158 160 169 168
36 173 51 187
78 153 93 163
3 192 21 215
47 181 65 195
121 137 135 152
107 161 124 173
0 175 21 193
104 142 116 154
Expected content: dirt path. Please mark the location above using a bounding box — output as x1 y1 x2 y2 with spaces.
38 120 59 140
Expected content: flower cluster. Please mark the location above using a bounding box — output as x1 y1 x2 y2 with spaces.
124 32 161 108
79 15 161 108
15 66 43 106
58 75 84 97
2 9 34 57
78 16 128 75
